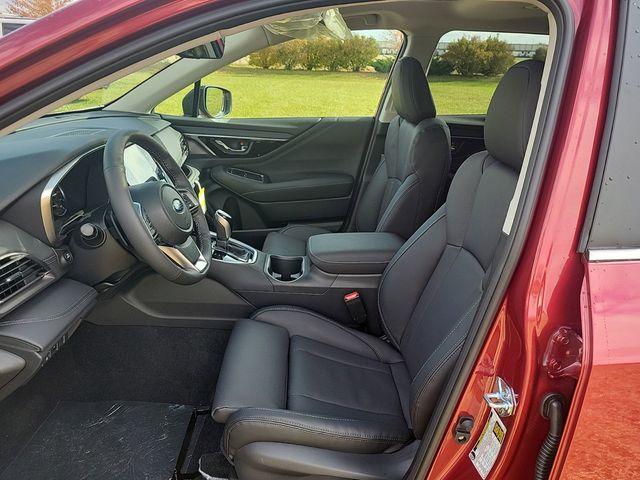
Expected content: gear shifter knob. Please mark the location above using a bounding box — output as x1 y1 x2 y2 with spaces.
214 209 232 250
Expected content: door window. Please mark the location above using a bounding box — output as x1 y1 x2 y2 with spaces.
428 31 549 115
156 30 403 118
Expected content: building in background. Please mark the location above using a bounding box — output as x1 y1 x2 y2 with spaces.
0 14 34 36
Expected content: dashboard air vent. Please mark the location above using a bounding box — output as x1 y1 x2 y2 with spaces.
0 254 48 303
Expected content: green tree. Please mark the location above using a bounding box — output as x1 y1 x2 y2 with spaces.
370 57 395 73
442 36 487 77
341 36 379 72
533 46 547 62
274 40 304 70
319 39 346 72
428 55 453 76
480 36 514 76
301 39 324 71
248 46 278 69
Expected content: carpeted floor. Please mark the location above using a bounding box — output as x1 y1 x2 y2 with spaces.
0 322 231 479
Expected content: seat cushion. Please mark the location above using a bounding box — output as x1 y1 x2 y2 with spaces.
212 307 412 459
262 224 331 256
212 319 289 423
288 335 411 427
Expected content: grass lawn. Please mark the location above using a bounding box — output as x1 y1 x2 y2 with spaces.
61 66 500 117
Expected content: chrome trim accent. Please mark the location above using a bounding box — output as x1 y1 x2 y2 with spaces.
587 248 640 262
484 377 517 418
210 232 257 264
40 145 105 244
184 133 288 142
159 244 209 273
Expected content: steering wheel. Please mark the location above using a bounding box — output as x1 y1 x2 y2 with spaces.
103 130 212 285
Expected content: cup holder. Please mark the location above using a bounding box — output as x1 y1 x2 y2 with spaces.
267 255 304 282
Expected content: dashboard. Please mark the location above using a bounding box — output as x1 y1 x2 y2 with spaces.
0 112 192 401
42 142 173 245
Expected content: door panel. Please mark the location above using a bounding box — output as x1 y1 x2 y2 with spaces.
166 115 373 246
441 115 486 173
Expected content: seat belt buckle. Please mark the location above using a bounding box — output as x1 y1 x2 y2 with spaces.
344 291 367 326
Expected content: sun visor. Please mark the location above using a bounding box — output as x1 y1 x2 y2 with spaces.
264 9 352 40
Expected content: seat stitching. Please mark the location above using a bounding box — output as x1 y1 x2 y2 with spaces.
1 290 95 326
288 393 404 418
410 298 480 383
307 248 393 265
224 416 408 454
253 306 385 361
376 175 420 233
411 340 464 428
377 211 446 347
389 363 412 429
356 158 387 232
292 346 390 374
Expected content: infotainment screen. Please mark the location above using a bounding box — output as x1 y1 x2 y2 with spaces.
123 144 169 186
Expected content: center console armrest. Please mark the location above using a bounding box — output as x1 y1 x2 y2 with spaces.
308 233 404 275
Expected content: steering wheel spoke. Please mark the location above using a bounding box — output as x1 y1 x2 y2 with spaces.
132 201 162 244
177 187 202 215
159 237 208 273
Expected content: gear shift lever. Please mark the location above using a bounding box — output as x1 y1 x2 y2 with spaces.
214 209 232 251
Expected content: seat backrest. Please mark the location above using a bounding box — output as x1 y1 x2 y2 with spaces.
354 57 451 239
378 60 544 437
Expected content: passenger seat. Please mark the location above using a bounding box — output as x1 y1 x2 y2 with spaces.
262 56 452 256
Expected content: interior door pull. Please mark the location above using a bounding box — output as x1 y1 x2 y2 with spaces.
214 138 251 153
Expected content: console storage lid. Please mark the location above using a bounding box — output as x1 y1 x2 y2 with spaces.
308 232 404 275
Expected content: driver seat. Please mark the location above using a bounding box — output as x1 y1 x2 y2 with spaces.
211 60 544 479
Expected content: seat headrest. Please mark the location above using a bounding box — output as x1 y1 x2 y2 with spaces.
392 57 436 124
485 60 544 170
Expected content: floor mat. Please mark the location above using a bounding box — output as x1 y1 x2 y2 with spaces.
0 401 193 480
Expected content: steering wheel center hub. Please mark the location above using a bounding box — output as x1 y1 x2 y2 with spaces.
130 181 193 245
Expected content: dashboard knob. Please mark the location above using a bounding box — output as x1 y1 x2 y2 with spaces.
78 223 105 248
80 223 97 239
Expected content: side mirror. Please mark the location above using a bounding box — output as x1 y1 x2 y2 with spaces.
201 86 232 118
182 85 232 118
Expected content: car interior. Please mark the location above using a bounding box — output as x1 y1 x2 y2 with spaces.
0 1 556 479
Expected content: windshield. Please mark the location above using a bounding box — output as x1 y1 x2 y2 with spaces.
55 57 180 113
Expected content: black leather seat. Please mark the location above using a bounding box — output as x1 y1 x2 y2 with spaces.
262 57 451 256
212 60 544 479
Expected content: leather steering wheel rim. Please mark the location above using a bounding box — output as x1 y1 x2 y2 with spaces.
103 130 212 285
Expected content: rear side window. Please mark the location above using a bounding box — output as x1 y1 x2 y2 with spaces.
156 30 404 118
428 31 549 115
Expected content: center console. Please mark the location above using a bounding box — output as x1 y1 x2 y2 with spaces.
208 210 404 333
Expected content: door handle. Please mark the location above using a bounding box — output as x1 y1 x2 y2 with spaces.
214 138 251 154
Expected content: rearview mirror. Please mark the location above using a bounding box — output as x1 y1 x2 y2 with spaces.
178 38 225 60
182 85 232 118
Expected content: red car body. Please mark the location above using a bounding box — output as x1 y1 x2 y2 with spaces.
0 0 634 478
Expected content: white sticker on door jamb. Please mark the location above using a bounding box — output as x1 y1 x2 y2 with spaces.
469 408 507 479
